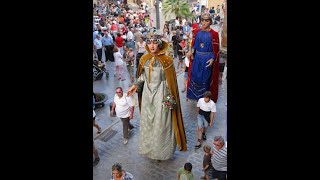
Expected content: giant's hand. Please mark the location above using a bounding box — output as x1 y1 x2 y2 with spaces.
187 52 193 60
127 85 137 97
205 59 214 68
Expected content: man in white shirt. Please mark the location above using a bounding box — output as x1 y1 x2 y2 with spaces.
129 13 134 20
132 12 137 19
126 28 135 52
142 1 147 10
106 21 111 30
94 34 103 62
134 28 143 43
195 91 216 149
182 18 186 27
127 28 134 41
110 87 135 144
175 17 180 28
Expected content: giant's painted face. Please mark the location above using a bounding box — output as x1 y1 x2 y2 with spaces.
146 39 160 53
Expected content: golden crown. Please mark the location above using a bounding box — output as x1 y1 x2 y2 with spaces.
145 27 162 40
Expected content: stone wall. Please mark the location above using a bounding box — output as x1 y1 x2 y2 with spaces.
208 0 224 10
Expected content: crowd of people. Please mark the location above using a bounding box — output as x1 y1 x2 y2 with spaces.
93 0 227 179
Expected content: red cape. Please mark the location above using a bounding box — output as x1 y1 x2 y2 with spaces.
187 28 220 102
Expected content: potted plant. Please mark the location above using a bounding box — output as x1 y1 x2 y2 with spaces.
93 92 108 109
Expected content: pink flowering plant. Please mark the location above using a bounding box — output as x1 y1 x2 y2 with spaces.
162 94 177 112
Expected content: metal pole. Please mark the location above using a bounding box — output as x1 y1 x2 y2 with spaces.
155 0 160 30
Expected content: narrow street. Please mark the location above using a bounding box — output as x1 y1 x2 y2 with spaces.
93 2 227 179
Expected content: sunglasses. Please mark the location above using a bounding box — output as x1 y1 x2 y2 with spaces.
116 91 122 93
201 18 211 22
146 39 160 45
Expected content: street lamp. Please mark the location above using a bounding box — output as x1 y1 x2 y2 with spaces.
155 0 160 30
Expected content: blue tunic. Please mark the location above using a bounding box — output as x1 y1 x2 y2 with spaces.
187 31 215 100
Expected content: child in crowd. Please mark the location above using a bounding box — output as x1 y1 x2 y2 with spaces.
182 55 189 93
202 145 214 180
127 48 135 67
167 42 174 58
177 162 194 180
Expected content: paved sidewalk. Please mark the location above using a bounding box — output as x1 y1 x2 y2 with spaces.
93 72 227 179
93 3 227 179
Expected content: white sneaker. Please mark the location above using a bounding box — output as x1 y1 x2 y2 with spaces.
123 138 128 144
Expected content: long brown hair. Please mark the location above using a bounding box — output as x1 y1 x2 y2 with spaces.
112 163 123 176
113 46 119 52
